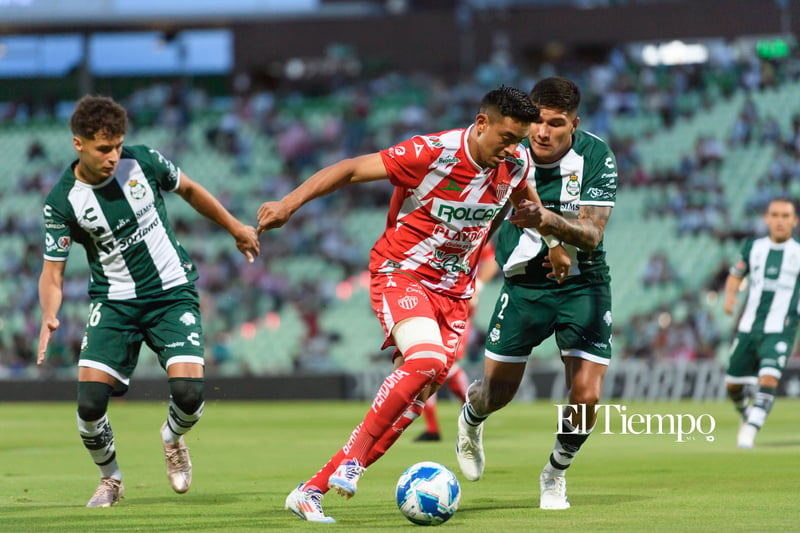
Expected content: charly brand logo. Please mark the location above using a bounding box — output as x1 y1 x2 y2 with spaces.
555 404 716 443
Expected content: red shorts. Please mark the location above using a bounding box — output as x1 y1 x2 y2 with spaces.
370 271 470 385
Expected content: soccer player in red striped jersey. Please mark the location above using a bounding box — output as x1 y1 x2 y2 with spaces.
414 242 498 442
257 86 570 523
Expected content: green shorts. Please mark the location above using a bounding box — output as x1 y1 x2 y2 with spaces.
484 279 613 364
78 284 204 384
725 331 793 381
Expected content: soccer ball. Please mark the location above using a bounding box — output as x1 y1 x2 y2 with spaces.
395 461 461 526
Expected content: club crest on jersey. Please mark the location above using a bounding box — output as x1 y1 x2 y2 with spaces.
565 174 580 196
129 179 147 200
488 323 501 344
495 182 510 200
397 295 418 310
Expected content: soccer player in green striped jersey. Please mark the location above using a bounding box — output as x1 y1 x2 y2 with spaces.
37 95 259 507
456 77 616 510
724 198 800 449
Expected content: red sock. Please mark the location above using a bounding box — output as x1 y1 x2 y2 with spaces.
352 349 445 463
367 399 425 466
303 422 363 493
423 394 439 433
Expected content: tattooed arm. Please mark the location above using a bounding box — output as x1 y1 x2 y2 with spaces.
509 202 611 251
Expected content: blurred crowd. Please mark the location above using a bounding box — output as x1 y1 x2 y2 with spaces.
2 43 800 377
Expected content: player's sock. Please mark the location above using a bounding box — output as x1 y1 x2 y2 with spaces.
423 395 439 434
745 385 776 430
304 449 346 495
447 365 469 403
77 381 120 480
462 400 488 426
162 378 204 444
353 352 445 463
78 413 122 480
727 386 751 420
304 419 370 494
548 417 592 471
368 399 426 466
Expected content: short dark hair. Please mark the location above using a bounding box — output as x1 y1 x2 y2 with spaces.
767 197 797 212
480 86 539 122
70 95 128 139
530 77 580 114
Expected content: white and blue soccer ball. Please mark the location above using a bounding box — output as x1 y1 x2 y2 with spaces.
395 461 461 526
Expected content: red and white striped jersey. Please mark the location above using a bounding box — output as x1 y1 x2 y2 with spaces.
370 125 531 299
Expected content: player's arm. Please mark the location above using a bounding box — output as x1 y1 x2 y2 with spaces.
175 172 260 263
510 202 611 252
507 184 571 283
257 153 388 233
723 273 744 315
38 259 66 364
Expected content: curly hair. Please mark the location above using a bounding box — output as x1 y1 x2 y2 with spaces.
529 77 581 114
70 95 128 139
480 86 539 123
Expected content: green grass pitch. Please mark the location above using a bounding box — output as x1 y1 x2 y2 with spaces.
1 399 798 531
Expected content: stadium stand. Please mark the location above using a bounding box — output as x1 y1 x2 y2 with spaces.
2 29 800 380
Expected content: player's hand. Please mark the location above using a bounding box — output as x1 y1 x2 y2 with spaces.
508 199 545 229
543 245 571 284
723 298 735 315
37 318 59 365
234 224 260 263
257 201 292 234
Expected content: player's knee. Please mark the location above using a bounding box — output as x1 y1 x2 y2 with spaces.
169 378 205 414
726 382 743 394
570 389 600 408
485 381 518 412
403 353 446 378
76 381 113 421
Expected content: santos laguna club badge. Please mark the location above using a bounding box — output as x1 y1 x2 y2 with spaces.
488 323 501 344
565 174 580 196
129 179 147 200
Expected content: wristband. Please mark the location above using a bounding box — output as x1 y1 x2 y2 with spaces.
543 235 561 248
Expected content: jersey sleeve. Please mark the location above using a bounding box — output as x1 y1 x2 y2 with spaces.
580 140 617 207
131 145 182 192
730 239 753 277
42 199 73 262
379 135 437 189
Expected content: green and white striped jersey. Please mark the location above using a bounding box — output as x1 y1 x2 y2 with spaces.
43 145 198 300
731 236 800 335
496 129 617 287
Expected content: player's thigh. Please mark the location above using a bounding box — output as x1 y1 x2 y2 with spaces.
80 299 144 380
370 272 439 348
554 283 613 362
755 333 793 377
484 281 556 359
142 285 205 369
726 332 759 378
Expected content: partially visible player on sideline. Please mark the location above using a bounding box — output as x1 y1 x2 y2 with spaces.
257 86 569 523
456 77 617 511
724 197 800 448
38 95 259 507
414 242 498 442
